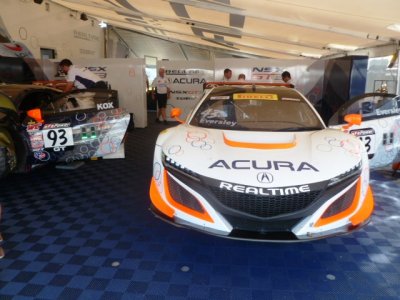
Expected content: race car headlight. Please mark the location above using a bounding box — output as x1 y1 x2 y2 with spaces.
328 161 362 187
162 153 200 180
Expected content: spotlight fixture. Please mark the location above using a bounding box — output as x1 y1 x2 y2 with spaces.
34 0 43 4
326 43 358 52
99 20 107 28
80 13 88 21
387 51 399 69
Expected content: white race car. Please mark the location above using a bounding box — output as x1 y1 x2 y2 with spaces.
328 92 400 170
150 83 374 241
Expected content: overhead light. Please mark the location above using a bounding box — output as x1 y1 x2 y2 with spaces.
387 51 399 68
387 24 400 32
301 52 322 59
327 43 358 51
33 0 43 4
80 13 88 21
99 20 107 28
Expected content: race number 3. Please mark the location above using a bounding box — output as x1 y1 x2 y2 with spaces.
43 128 74 148
359 135 375 154
350 128 376 156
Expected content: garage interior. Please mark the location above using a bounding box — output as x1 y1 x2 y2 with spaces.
1 116 399 299
1 0 400 299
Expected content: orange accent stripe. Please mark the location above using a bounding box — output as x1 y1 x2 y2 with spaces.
150 177 175 218
350 185 374 225
163 171 214 223
315 178 362 227
223 133 296 150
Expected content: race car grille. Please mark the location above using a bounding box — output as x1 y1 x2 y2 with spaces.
167 173 204 213
320 183 357 218
210 188 321 218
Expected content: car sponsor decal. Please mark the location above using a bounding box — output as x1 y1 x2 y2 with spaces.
26 123 42 131
209 160 319 172
210 96 230 100
29 133 45 150
219 181 310 196
43 123 71 129
97 102 114 110
33 150 50 161
233 93 278 100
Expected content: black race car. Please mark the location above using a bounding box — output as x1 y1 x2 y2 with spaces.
0 83 130 178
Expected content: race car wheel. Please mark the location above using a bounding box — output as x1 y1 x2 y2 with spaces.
0 147 9 178
0 130 17 178
127 113 135 132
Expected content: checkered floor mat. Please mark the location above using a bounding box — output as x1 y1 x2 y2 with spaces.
1 117 400 300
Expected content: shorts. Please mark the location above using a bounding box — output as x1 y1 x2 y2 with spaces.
156 93 168 108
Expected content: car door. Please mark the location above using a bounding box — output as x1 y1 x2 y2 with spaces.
328 93 400 169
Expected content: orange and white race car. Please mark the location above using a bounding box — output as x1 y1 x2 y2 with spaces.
150 83 374 241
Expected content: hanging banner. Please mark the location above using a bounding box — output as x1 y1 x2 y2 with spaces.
156 60 214 120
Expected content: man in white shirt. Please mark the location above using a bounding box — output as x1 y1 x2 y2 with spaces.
151 67 171 124
59 59 107 92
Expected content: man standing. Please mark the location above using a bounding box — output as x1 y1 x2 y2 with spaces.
222 68 232 82
151 67 171 124
59 59 107 92
281 71 295 88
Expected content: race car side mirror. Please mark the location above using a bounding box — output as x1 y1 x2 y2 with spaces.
342 113 362 130
27 108 44 123
171 107 184 123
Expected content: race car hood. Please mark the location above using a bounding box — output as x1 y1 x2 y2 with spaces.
159 125 364 187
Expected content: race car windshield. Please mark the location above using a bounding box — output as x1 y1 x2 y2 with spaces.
190 88 324 131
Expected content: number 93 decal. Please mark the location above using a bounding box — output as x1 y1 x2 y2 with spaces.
43 128 74 148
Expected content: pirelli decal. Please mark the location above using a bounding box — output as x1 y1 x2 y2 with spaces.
233 93 278 100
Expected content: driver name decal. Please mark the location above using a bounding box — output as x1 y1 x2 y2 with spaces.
376 107 400 116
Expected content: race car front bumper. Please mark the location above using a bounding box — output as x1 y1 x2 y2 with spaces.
150 168 374 242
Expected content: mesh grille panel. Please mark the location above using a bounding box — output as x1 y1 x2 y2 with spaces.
167 173 204 213
321 183 357 218
210 187 321 218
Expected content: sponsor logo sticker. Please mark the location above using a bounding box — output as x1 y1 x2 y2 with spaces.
349 128 375 136
233 93 278 100
219 181 311 196
97 102 114 110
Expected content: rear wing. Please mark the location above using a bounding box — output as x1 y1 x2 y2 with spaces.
203 81 293 90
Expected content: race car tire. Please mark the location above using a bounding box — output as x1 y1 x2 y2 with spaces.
128 113 135 132
0 147 7 178
0 147 8 178
0 127 17 178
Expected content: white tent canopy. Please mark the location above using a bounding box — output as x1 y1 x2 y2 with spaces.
50 0 400 60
